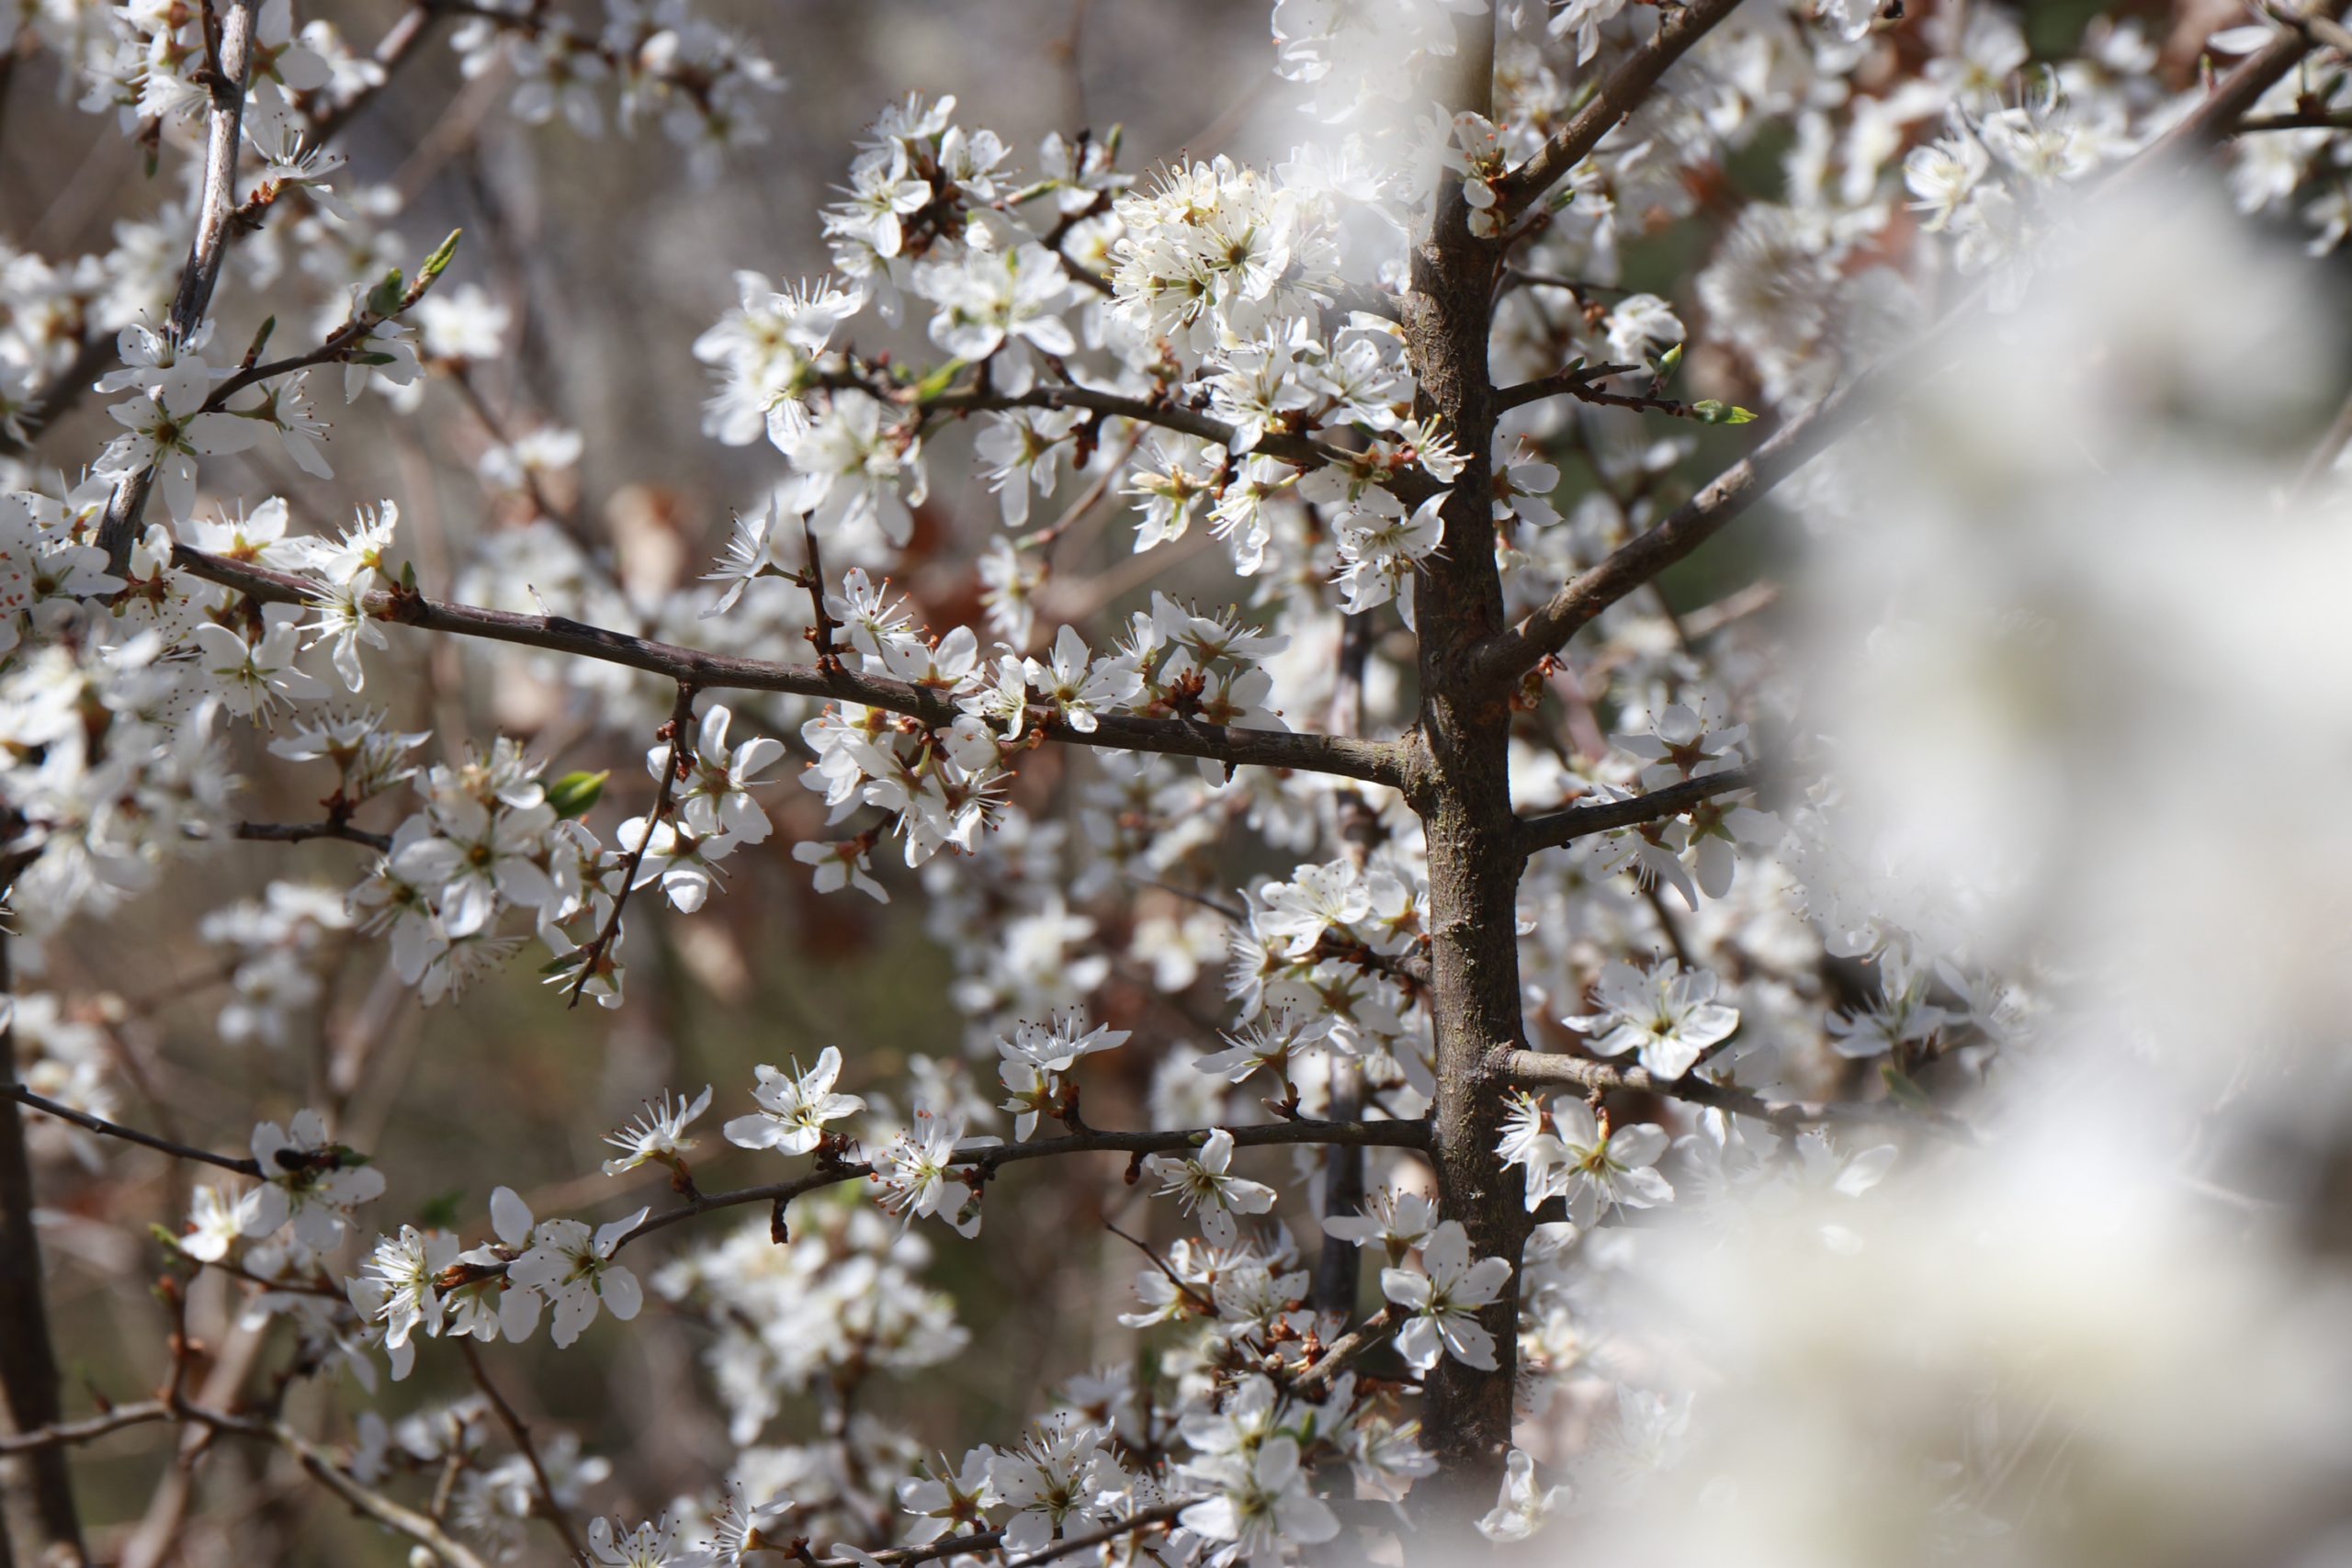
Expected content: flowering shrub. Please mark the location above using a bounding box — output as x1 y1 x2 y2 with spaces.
6 1 2352 1564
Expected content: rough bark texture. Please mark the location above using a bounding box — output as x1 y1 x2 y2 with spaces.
94 0 259 573
1397 5 1534 1510
0 934 85 1564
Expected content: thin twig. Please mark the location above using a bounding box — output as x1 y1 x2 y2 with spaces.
2233 107 2352 130
175 1403 493 1568
0 333 112 459
170 546 1416 787
1678 579 1779 637
2 1084 263 1176
201 260 452 412
566 682 696 1007
459 1341 586 1559
606 1116 1430 1258
230 819 394 853
1490 0 1749 226
1498 1049 1974 1140
189 1250 345 1300
1124 876 1244 923
1516 764 1759 856
1495 360 1634 412
0 1400 172 1456
300 3 443 160
1031 427 1141 558
1001 1503 1187 1567
1500 267 1631 299
805 1501 1189 1568
1104 1220 1217 1314
445 361 571 527
797 510 842 672
1286 1306 1396 1396
820 367 1443 509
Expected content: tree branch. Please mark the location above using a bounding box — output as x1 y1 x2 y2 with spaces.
1470 368 1879 684
804 1500 1188 1568
853 372 1442 507
1471 0 2352 689
1489 0 1749 227
614 1116 1430 1256
1517 764 1758 856
1498 361 1747 423
458 1341 585 1560
1498 1049 1973 1139
1499 267 1630 300
168 546 1416 787
230 820 393 853
1001 1503 1188 1568
563 682 695 1007
2 1084 263 1177
2233 107 2352 131
298 0 443 152
1494 360 1634 411
0 2 442 464
2120 3 2352 182
1287 1306 1396 1396
0 1401 171 1456
0 334 112 460
96 0 260 571
175 1404 492 1568
0 931 87 1560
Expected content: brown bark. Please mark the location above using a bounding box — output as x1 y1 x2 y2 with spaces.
0 934 86 1564
1392 3 1533 1509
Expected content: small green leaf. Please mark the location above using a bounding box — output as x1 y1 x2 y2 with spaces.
911 358 969 403
364 268 405 321
399 559 418 592
416 1189 466 1230
546 769 609 819
1656 342 1685 380
419 228 463 283
352 351 399 367
1879 1062 1938 1113
537 955 582 977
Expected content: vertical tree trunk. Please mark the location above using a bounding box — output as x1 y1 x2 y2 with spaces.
1399 4 1532 1510
0 932 86 1564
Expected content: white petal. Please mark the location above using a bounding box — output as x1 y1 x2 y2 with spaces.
599 1265 642 1321
491 1185 534 1247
